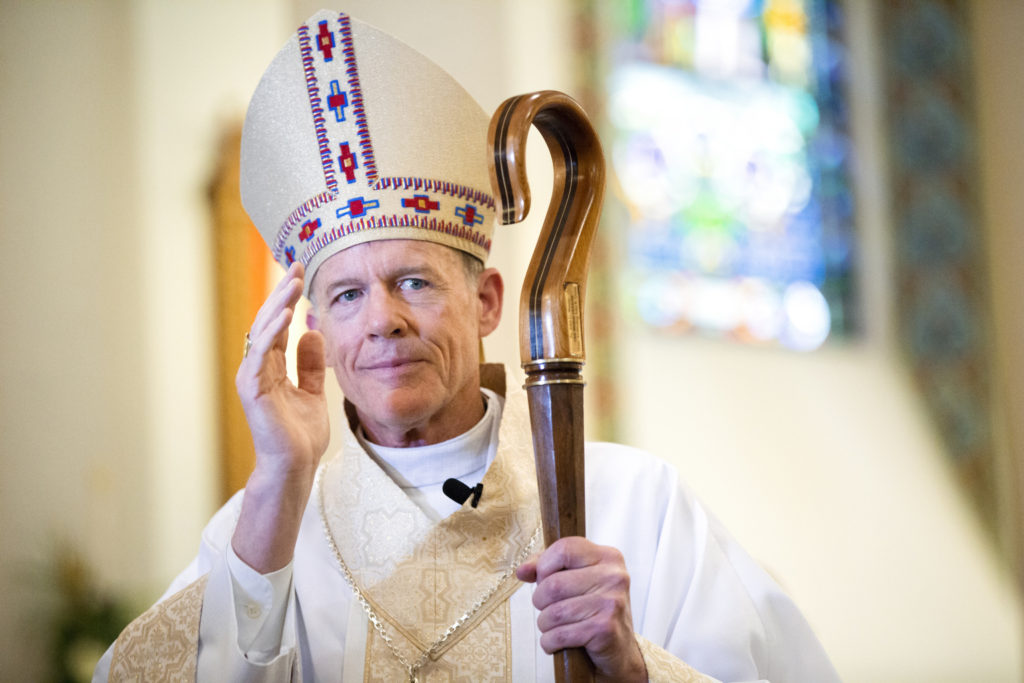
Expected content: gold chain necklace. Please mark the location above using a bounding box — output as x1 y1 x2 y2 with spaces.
316 466 540 683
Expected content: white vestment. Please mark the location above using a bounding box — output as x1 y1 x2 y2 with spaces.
96 375 839 682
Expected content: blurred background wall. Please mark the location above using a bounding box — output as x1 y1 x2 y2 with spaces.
1 0 1021 680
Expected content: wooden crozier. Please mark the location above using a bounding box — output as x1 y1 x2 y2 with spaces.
488 91 605 683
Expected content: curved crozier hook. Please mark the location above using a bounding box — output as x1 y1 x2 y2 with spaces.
488 91 606 366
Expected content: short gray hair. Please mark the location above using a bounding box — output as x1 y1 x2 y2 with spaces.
459 250 484 283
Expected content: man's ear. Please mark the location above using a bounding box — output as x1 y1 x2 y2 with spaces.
477 268 503 338
306 309 319 331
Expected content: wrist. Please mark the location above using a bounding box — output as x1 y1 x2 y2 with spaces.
232 460 318 574
248 454 318 495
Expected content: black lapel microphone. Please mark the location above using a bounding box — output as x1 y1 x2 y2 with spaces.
442 478 483 508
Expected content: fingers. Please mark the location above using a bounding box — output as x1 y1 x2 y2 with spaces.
296 330 326 395
534 536 619 583
517 539 622 582
247 307 295 369
249 262 305 347
536 590 629 636
524 538 645 680
537 609 646 683
236 264 306 395
530 547 630 612
516 555 539 583
241 263 304 364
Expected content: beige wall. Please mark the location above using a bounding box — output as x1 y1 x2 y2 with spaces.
0 1 1021 680
1 2 146 678
0 0 285 678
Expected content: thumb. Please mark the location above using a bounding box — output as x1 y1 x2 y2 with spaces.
296 330 326 395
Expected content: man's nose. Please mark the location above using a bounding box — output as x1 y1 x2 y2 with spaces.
365 289 408 338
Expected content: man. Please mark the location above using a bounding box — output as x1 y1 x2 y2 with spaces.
96 9 840 682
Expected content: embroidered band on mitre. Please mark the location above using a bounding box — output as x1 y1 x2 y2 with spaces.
241 9 496 295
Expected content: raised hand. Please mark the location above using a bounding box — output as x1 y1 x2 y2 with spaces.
236 262 329 471
232 262 330 573
517 537 648 683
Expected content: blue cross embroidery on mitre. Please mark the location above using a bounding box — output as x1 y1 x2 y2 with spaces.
336 197 380 220
455 203 484 227
327 80 348 122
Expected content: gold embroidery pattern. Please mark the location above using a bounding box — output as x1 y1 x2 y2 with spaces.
322 377 542 681
318 466 539 680
365 603 513 682
636 634 717 683
108 575 209 682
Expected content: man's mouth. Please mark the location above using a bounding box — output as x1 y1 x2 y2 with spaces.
363 357 422 371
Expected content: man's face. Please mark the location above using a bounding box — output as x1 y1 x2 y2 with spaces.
309 240 502 447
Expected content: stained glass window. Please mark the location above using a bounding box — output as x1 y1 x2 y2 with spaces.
602 0 854 350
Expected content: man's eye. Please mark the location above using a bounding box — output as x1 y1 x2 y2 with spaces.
400 278 428 291
334 289 360 303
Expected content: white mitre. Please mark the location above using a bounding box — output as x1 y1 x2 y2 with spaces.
241 9 496 294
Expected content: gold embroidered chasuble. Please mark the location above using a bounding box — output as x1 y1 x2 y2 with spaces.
109 368 543 681
105 364 710 682
109 575 208 681
319 371 542 681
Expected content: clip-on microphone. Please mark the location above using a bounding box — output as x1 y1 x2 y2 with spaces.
442 478 483 508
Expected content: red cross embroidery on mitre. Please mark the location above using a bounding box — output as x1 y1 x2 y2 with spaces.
299 218 322 242
402 195 440 214
338 142 358 183
316 21 335 62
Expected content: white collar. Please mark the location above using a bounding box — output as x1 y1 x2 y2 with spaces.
356 388 502 488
